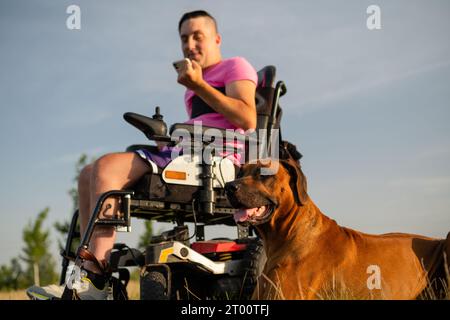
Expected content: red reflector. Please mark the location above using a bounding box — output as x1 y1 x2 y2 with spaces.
191 241 247 254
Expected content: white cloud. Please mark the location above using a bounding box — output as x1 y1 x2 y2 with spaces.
273 2 450 115
297 59 450 112
36 146 108 168
387 176 450 194
415 144 450 161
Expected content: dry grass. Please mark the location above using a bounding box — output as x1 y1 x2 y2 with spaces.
127 280 140 300
0 280 141 300
251 272 286 300
0 290 28 300
0 275 447 300
253 271 450 300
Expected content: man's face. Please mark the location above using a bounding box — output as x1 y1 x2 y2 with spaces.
179 17 221 68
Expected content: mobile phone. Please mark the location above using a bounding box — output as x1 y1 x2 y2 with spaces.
172 58 190 72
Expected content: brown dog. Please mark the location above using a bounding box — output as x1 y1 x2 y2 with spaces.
225 158 450 300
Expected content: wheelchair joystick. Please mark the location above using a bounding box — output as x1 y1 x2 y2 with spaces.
152 106 163 121
123 107 168 139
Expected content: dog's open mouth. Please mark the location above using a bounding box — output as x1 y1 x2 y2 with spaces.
233 205 274 225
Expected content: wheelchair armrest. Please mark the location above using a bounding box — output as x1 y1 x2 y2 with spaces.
169 123 259 146
123 112 170 142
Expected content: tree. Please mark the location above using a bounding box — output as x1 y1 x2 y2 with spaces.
20 207 58 286
138 221 154 250
0 258 25 291
54 154 89 252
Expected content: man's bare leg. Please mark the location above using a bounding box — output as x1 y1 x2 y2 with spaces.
78 152 151 274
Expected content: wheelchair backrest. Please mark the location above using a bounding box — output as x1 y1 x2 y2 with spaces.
255 66 283 132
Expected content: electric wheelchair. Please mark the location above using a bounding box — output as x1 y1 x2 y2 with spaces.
57 65 300 300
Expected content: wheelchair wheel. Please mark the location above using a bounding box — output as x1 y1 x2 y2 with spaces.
240 237 266 299
206 238 266 300
140 270 169 300
210 276 243 299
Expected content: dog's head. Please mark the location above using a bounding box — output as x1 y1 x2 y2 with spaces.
225 158 308 226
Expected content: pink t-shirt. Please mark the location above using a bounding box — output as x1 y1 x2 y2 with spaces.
181 57 257 165
183 56 258 130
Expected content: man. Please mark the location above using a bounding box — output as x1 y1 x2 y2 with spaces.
27 10 257 300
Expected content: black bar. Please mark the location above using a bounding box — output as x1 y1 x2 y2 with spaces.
123 194 131 231
61 190 135 300
96 219 128 226
79 190 134 250
59 210 79 285
267 81 286 151
200 145 215 216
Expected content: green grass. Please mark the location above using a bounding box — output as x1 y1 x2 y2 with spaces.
252 271 450 300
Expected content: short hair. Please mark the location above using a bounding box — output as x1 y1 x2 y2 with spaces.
178 10 218 33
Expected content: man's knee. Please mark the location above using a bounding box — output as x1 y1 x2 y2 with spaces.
92 153 122 181
92 152 147 183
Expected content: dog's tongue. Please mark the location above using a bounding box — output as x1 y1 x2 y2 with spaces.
233 206 266 223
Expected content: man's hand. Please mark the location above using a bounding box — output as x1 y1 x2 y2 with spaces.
177 59 205 90
176 58 257 130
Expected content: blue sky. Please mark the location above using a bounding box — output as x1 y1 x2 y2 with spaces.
0 0 449 266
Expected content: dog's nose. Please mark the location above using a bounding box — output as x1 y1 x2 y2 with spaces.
225 182 239 194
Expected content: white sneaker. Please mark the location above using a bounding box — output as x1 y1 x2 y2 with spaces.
26 284 65 300
26 268 109 300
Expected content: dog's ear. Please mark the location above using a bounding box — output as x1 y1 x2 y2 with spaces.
281 158 308 206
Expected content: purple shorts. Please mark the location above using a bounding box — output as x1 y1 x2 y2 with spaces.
135 145 243 170
135 146 182 169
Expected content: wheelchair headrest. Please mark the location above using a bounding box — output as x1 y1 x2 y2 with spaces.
257 66 276 88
